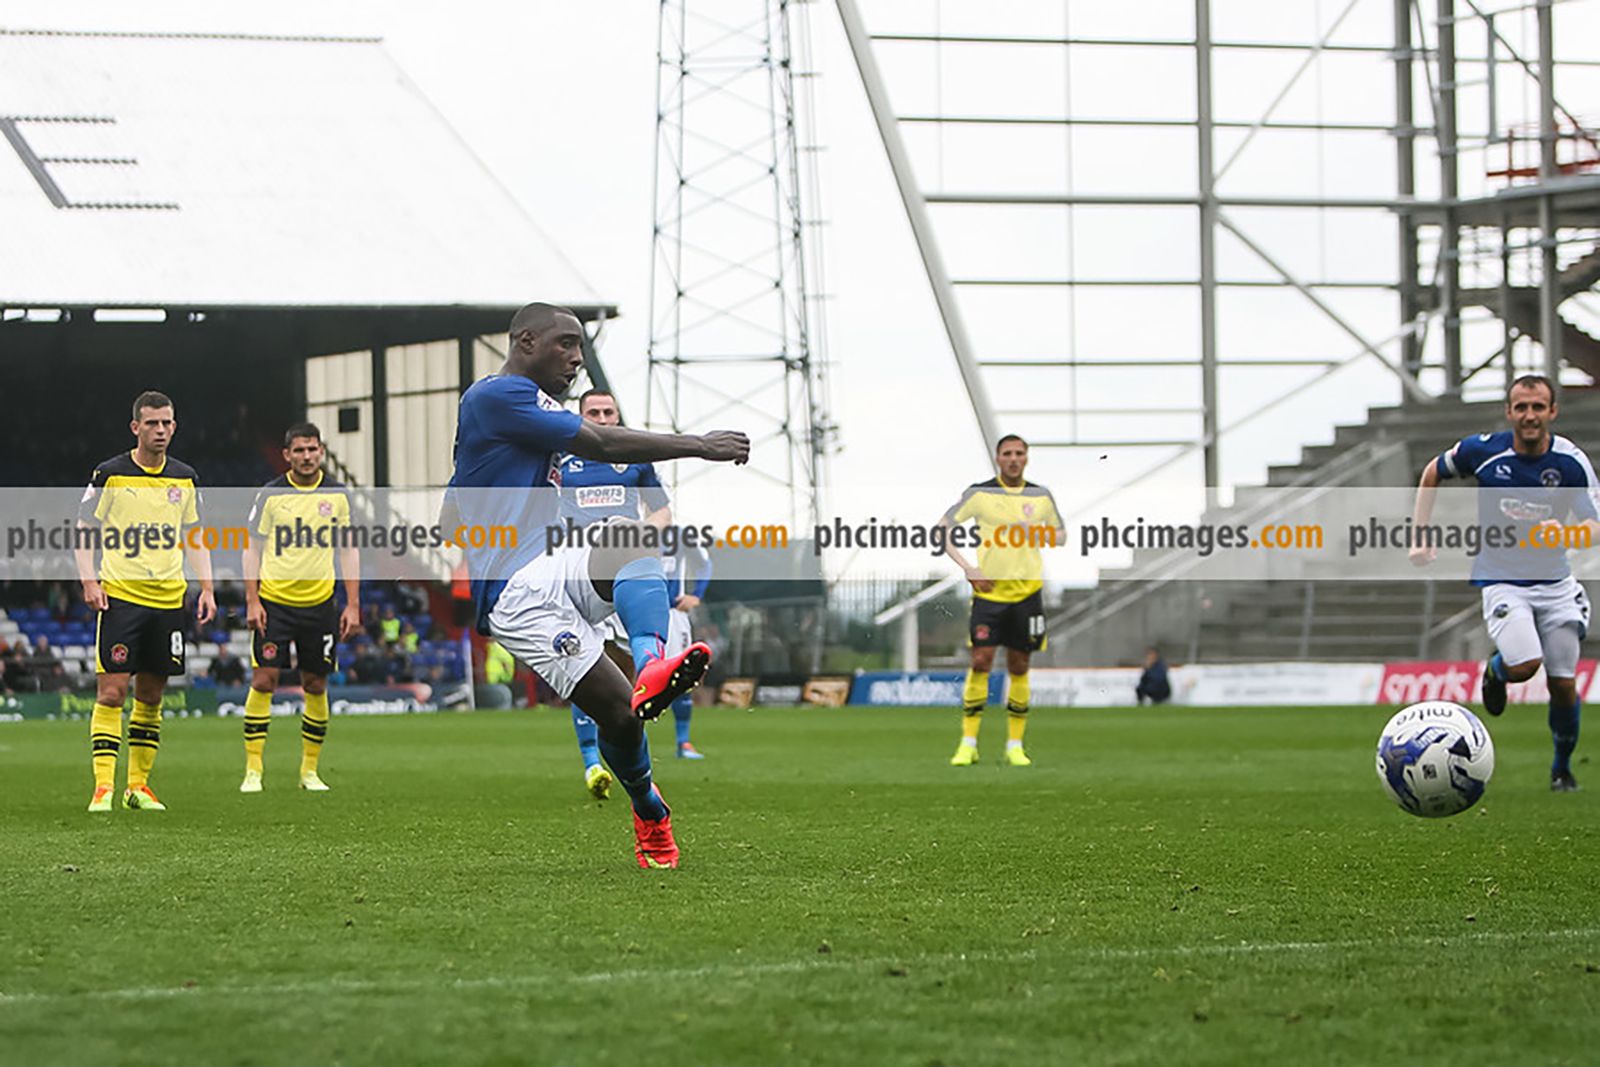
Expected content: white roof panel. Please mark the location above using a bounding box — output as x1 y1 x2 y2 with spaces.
0 29 601 308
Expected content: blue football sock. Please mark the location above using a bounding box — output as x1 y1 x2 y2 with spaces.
598 730 667 820
1549 695 1581 775
571 705 601 771
1487 653 1509 682
612 556 670 669
673 694 692 747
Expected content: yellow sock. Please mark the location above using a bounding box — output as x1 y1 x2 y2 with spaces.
1007 672 1030 744
961 669 987 742
90 703 123 789
244 687 272 773
126 700 162 789
301 690 329 775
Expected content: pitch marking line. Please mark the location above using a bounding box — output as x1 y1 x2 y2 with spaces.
2 926 1597 1006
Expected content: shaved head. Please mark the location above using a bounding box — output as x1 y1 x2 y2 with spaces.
509 302 576 339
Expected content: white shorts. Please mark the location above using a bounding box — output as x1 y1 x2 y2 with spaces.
488 546 612 700
667 608 693 658
1481 576 1590 678
599 607 692 658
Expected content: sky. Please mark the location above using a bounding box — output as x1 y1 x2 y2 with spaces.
7 0 1598 585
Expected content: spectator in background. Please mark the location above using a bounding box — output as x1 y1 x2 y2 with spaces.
4 646 35 693
478 639 517 709
351 641 385 685
363 604 384 644
380 606 401 647
1136 646 1172 705
384 643 414 684
396 582 427 616
398 621 420 655
210 647 247 687
29 636 69 692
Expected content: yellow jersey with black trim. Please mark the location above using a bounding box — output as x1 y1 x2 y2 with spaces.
80 451 202 610
249 471 352 607
945 478 1064 603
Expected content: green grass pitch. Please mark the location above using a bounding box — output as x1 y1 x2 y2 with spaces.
1 704 1597 1065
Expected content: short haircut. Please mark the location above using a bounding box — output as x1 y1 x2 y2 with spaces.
996 434 1028 452
509 302 577 339
578 388 615 408
1508 374 1556 403
283 422 323 447
132 390 173 421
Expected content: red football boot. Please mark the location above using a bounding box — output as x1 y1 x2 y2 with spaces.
632 788 680 869
631 641 712 721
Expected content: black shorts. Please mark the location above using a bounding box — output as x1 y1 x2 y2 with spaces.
252 597 338 674
97 597 187 676
969 591 1048 653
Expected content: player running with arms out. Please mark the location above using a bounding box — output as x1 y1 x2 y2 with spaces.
937 435 1064 767
76 391 216 812
448 303 747 867
1410 374 1600 792
239 423 361 794
558 389 708 798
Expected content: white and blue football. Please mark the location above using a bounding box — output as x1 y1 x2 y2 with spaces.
1375 701 1495 818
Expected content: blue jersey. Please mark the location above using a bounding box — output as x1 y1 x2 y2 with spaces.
556 456 670 526
448 375 582 630
1436 431 1600 586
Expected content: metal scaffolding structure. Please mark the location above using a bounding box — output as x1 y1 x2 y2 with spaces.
647 0 835 529
837 0 1600 499
855 0 1600 664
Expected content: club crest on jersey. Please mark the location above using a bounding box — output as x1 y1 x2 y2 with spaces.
109 643 129 665
552 631 582 656
262 642 279 660
167 486 183 504
1022 503 1035 518
1541 468 1563 487
319 501 334 517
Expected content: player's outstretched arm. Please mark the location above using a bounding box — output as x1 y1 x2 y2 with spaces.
569 422 749 466
1408 461 1442 567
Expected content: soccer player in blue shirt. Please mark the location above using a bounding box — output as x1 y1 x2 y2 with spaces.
557 388 676 797
448 303 748 866
1410 374 1599 792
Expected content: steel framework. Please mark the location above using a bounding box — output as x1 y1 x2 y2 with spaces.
855 0 1600 662
837 0 1600 501
647 0 835 528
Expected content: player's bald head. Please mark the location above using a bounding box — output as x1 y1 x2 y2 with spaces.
509 302 577 340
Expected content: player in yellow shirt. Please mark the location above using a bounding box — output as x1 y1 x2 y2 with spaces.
938 435 1064 767
76 390 217 812
239 423 360 793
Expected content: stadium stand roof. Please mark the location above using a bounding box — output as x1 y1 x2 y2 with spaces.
0 27 609 313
